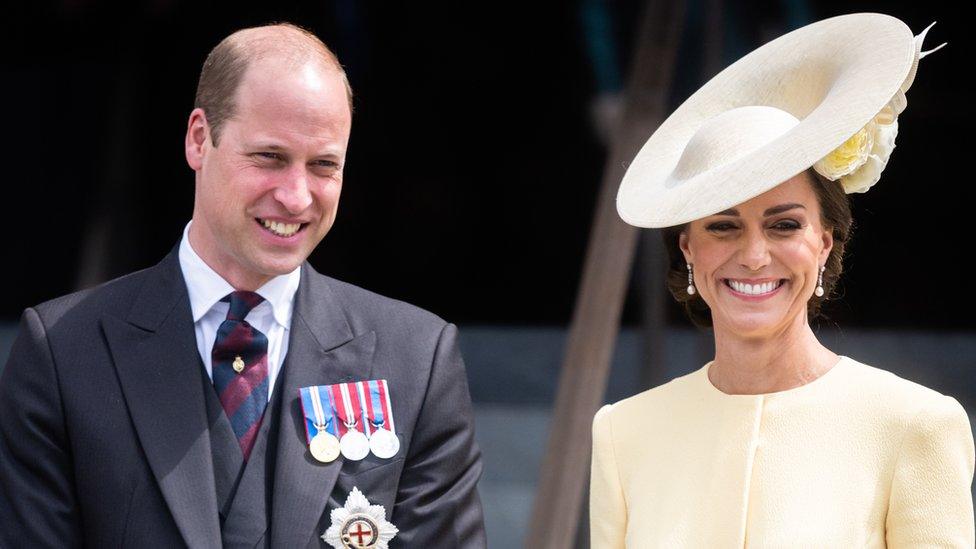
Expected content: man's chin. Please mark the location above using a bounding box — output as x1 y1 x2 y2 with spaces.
255 256 305 276
234 249 307 280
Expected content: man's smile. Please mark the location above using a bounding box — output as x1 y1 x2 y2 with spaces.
255 217 308 238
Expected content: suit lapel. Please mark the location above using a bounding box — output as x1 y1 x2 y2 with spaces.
102 247 222 548
271 263 376 547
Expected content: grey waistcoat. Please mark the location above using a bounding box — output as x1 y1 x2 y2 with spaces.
202 365 285 549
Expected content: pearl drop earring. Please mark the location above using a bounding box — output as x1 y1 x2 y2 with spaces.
686 263 696 295
814 265 825 297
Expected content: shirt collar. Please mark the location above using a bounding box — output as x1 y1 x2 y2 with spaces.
178 221 301 327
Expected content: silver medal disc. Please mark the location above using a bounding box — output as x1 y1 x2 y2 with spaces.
310 432 341 463
340 430 370 461
369 427 400 459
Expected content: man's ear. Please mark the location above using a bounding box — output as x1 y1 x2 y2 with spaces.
185 108 210 171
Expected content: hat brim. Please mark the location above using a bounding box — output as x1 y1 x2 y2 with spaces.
617 12 915 228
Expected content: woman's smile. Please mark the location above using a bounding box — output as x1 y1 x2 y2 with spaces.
722 278 786 301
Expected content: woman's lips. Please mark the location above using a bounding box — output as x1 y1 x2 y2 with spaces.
723 278 786 300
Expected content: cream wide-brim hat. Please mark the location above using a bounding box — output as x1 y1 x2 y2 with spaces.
617 12 943 228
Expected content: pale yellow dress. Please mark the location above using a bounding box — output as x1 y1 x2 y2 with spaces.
590 355 976 548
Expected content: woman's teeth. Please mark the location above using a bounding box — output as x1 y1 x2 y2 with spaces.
261 219 301 237
726 279 783 295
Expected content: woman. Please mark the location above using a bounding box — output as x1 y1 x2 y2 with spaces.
590 13 974 548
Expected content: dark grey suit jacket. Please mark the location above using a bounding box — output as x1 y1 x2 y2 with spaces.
0 246 487 548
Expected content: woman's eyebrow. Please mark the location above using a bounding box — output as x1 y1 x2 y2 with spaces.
763 203 805 216
713 203 806 217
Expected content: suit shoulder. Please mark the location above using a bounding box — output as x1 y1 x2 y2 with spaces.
318 273 448 333
29 265 156 327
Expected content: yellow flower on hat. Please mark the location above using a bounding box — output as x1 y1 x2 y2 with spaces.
814 117 899 194
840 118 899 193
813 21 943 194
813 123 875 181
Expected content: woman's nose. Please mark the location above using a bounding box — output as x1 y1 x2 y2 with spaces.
738 229 771 271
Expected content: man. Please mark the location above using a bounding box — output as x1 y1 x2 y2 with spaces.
0 24 486 548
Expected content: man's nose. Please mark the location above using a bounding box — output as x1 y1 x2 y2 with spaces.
738 228 771 271
273 167 313 214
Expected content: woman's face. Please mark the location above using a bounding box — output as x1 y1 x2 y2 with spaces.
679 172 833 338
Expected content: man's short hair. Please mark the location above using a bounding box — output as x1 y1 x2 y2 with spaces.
193 23 354 146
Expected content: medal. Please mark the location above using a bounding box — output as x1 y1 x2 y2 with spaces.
309 386 340 463
341 516 379 548
340 430 369 461
368 428 399 459
322 487 398 549
358 380 400 459
301 379 399 464
310 430 341 463
299 385 341 463
333 383 369 461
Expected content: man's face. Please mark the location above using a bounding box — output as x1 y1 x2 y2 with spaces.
186 57 352 289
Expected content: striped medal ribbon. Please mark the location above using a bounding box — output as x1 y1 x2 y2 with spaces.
299 386 340 463
332 383 369 461
358 379 400 459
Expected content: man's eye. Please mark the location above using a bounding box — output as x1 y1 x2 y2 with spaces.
255 152 282 161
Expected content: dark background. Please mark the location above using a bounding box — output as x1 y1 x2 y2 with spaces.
2 0 970 330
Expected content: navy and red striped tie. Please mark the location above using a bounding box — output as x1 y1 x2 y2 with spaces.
211 291 269 461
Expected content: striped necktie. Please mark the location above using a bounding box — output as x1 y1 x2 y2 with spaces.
211 291 269 461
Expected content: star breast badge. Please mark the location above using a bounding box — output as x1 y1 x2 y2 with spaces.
322 487 398 549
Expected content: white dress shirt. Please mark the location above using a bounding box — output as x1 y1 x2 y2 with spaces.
177 221 300 401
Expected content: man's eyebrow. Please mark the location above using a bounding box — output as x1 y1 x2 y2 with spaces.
244 141 286 151
248 142 343 157
253 142 286 150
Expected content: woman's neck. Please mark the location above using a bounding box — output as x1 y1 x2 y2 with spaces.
709 313 839 395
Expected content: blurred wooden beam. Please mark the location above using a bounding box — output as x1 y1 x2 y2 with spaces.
636 227 669 391
526 1 687 546
638 0 724 394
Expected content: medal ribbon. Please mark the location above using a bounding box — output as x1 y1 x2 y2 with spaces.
299 386 337 444
327 384 348 437
302 380 394 444
331 383 365 437
356 381 375 436
365 379 395 433
310 386 331 435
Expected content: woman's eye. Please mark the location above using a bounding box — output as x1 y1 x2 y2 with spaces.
771 220 801 231
706 222 737 232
